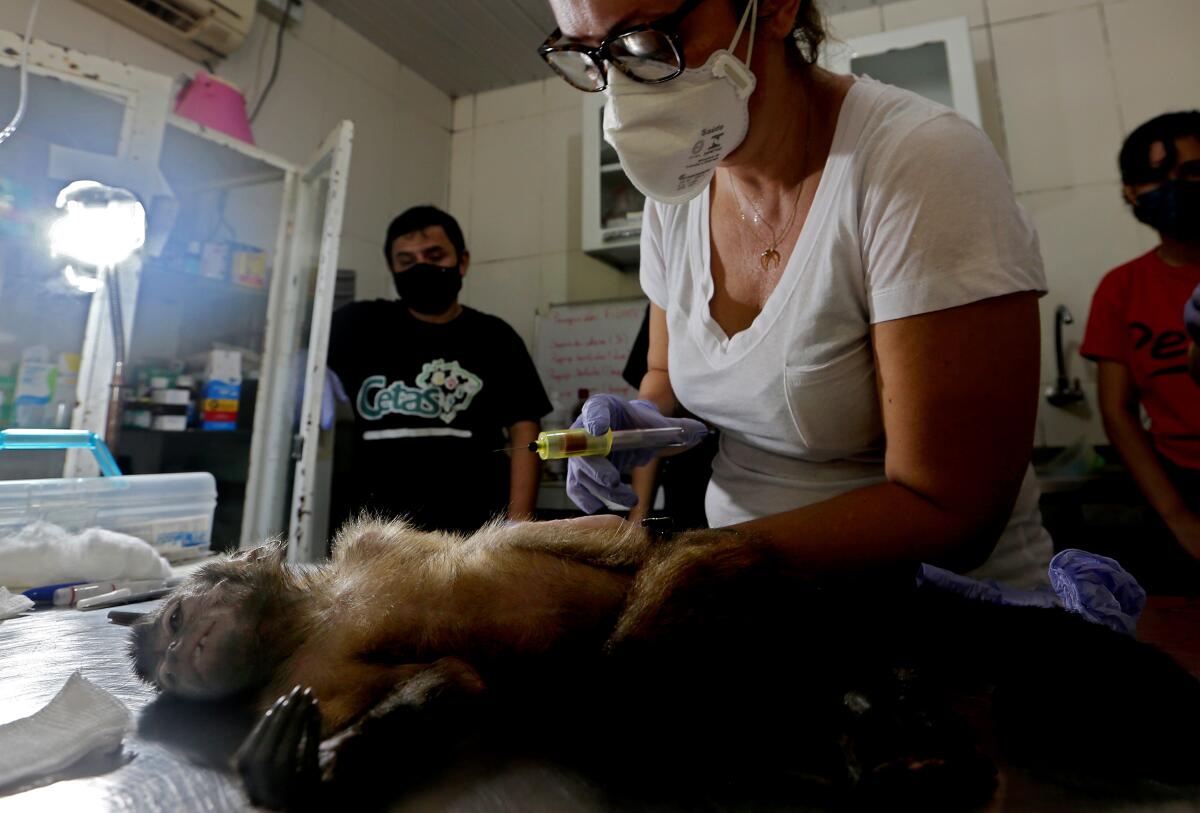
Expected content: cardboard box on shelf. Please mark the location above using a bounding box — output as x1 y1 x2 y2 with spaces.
232 246 267 289
202 350 241 431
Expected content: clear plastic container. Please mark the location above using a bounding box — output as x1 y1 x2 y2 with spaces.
0 472 217 561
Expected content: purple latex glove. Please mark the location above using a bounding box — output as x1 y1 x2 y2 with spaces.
566 395 708 514
1049 549 1145 636
916 548 1145 636
293 356 349 431
1185 281 1200 344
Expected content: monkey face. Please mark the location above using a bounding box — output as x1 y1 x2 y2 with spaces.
148 584 263 699
131 544 286 700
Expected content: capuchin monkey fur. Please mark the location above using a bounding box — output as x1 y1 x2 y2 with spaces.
129 517 1200 810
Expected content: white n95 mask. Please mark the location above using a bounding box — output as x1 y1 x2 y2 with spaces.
602 0 758 206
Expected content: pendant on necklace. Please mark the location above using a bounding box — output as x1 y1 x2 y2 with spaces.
760 248 781 272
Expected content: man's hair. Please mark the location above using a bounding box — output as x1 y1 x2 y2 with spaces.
382 206 467 266
1119 111 1200 186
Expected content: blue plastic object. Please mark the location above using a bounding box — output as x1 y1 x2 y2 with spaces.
0 429 122 477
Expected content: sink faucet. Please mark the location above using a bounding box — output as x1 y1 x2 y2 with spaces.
1046 304 1085 407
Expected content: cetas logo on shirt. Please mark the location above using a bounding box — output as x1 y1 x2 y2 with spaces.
357 359 483 424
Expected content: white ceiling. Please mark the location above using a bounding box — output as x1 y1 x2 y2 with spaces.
312 0 904 99
311 0 559 99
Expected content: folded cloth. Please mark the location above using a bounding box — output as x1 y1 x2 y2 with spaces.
0 521 171 589
916 548 1145 636
0 586 33 620
0 671 133 789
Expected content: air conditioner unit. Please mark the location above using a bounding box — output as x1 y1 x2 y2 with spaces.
75 0 255 61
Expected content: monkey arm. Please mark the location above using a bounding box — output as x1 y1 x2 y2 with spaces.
235 658 485 810
489 517 655 569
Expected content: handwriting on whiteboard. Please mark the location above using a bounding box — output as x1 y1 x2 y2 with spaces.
534 300 648 410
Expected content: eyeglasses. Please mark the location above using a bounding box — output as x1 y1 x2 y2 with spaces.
537 0 707 93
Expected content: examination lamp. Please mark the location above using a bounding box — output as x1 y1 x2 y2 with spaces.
48 180 147 452
49 181 146 274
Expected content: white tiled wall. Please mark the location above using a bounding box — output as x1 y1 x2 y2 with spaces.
0 0 453 304
977 0 1199 446
848 0 1196 447
990 6 1124 192
450 78 644 349
1103 0 1200 132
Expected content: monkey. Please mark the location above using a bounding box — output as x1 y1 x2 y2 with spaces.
129 517 1200 810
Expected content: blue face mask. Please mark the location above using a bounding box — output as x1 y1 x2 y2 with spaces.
1133 179 1200 243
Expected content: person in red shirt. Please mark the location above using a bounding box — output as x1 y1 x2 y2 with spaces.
1082 111 1200 592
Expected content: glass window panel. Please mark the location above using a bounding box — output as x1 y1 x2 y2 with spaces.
0 66 125 479
116 122 285 551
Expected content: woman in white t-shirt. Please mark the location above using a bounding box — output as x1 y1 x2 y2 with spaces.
538 0 1052 586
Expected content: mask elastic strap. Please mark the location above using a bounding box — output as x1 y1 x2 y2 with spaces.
729 0 757 68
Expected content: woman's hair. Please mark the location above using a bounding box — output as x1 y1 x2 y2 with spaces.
792 0 826 65
736 0 826 64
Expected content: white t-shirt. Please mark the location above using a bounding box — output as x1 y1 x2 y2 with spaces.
640 78 1053 588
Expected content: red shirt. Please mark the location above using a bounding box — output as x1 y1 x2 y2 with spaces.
1081 250 1200 469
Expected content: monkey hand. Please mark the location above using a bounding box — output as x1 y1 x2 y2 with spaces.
234 685 323 810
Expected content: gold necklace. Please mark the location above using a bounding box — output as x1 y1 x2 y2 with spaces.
730 174 806 272
728 81 816 273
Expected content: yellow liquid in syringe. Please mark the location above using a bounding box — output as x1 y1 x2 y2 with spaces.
527 427 686 460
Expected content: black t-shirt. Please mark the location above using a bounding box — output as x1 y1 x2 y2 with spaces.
328 301 552 532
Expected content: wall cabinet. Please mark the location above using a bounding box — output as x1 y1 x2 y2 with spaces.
581 92 642 271
823 17 981 128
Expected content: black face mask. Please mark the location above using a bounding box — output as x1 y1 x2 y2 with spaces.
1133 179 1200 243
392 262 463 314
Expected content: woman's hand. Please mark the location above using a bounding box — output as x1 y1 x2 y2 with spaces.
566 395 706 513
1166 510 1200 561
1185 282 1200 343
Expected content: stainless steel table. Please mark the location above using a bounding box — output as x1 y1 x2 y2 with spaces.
2 597 1198 812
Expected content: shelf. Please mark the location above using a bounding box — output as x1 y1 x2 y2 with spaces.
142 267 270 300
162 116 291 194
123 427 253 439
600 162 624 173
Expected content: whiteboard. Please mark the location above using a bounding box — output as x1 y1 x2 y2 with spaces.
533 299 648 419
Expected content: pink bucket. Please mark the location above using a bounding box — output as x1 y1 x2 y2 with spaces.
174 72 255 145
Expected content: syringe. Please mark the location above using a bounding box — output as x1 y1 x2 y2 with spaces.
528 427 687 461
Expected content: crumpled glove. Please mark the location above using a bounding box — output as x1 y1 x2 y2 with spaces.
916 548 1145 636
566 394 707 514
1185 281 1200 344
293 355 349 430
1048 549 1146 636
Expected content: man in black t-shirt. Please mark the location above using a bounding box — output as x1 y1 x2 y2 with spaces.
327 206 551 533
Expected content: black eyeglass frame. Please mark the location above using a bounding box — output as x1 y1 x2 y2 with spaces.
537 0 708 93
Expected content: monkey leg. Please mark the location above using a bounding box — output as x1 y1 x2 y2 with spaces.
608 528 778 648
837 669 997 810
